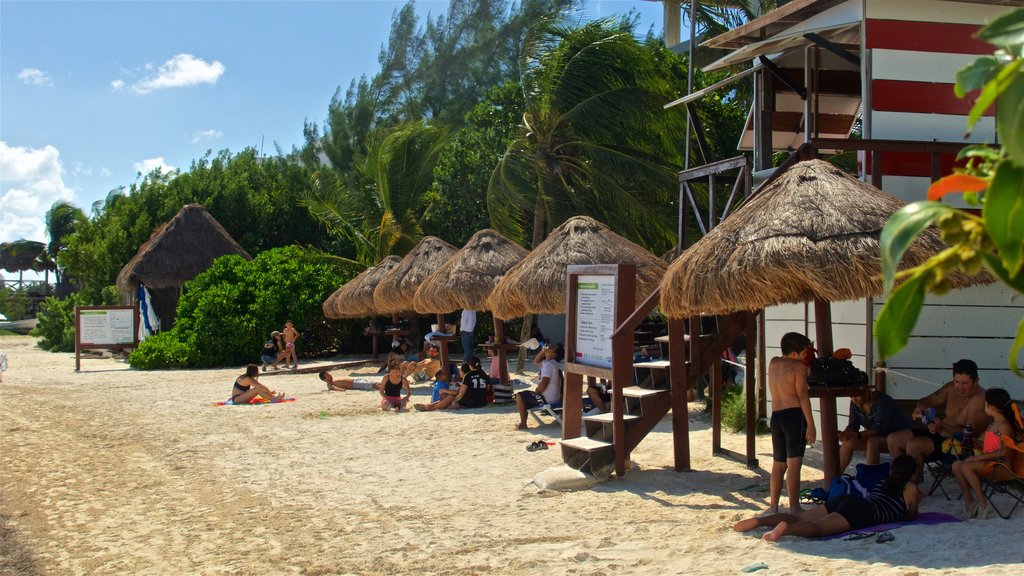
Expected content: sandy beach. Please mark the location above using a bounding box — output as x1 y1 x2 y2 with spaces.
1 334 1021 575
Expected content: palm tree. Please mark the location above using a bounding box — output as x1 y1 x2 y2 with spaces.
44 200 86 288
488 17 688 251
305 122 448 266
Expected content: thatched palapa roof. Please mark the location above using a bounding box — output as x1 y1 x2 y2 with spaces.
413 229 530 314
373 237 458 314
487 216 668 320
115 204 250 293
322 255 402 319
659 160 992 318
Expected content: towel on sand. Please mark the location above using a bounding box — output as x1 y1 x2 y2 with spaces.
215 396 296 406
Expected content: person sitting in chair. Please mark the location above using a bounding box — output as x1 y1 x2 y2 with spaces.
401 343 441 382
514 343 563 430
838 389 913 475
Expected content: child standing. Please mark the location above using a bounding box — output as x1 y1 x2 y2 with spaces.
259 331 281 372
282 320 300 370
767 332 816 515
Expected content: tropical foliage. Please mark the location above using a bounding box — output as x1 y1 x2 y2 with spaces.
130 247 355 368
875 8 1024 372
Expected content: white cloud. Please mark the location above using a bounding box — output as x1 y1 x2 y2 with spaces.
100 167 111 178
18 68 52 86
128 54 225 95
0 141 76 243
134 157 176 176
73 162 92 177
191 129 223 144
111 79 125 91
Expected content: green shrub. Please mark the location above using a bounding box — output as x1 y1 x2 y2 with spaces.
130 246 353 369
720 383 769 434
33 294 82 352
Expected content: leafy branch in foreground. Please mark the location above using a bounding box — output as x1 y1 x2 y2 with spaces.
875 8 1024 373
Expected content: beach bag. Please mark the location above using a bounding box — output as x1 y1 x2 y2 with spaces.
807 357 868 387
855 461 891 491
827 475 868 499
492 380 514 404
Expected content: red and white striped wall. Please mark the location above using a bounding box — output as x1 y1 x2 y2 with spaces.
865 0 1007 204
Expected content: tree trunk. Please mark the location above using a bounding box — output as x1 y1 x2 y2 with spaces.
515 197 548 373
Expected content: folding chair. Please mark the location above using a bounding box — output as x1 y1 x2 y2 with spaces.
926 459 956 500
528 398 595 426
981 436 1024 519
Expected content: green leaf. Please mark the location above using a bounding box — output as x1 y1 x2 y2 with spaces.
997 71 1024 165
981 252 1024 293
975 7 1024 48
967 74 1002 130
955 56 999 97
880 202 955 293
874 272 928 361
1011 315 1024 377
983 161 1024 277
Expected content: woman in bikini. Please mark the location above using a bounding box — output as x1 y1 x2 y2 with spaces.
379 362 411 412
231 364 286 404
733 455 920 541
952 388 1024 518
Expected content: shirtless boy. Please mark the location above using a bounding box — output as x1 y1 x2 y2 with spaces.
767 332 816 515
282 320 300 370
891 358 988 481
319 371 378 392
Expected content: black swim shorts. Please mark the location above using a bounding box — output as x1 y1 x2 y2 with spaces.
770 407 807 462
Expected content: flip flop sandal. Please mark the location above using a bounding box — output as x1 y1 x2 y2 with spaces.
844 532 876 541
875 532 895 543
526 441 543 452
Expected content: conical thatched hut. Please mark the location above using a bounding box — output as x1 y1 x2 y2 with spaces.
322 255 402 319
487 216 668 320
659 160 991 318
413 229 529 314
116 204 250 329
373 237 458 315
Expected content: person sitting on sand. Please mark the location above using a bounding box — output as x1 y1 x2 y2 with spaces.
952 388 1024 519
733 455 920 541
231 364 286 404
319 371 379 392
259 331 281 372
415 365 465 411
380 362 411 412
514 343 563 430
401 343 441 382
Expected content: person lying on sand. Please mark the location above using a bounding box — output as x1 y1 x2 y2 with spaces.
231 364 286 404
319 371 379 392
733 455 919 542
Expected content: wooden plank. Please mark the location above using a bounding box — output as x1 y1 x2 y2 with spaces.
866 0 1022 24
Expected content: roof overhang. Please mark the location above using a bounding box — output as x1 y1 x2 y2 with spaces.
703 0 852 50
704 22 859 72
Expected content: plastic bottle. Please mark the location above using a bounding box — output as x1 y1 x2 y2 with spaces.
962 421 974 459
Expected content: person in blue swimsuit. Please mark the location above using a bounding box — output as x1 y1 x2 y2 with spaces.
733 455 920 541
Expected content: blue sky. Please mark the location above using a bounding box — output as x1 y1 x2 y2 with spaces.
1 0 668 250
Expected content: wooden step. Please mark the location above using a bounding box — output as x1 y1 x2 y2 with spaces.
622 386 668 398
560 437 612 451
633 360 671 370
583 412 640 424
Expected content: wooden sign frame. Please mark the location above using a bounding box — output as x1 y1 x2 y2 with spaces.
75 304 140 372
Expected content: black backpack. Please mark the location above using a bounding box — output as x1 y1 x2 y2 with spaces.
807 357 868 387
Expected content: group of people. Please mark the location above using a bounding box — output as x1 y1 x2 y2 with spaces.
258 320 301 371
735 332 1023 541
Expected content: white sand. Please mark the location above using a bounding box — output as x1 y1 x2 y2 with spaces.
1 334 1021 575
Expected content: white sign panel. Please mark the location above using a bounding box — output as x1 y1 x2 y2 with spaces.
574 274 615 368
79 308 136 345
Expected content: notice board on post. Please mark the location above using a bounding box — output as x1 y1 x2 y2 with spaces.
75 304 140 372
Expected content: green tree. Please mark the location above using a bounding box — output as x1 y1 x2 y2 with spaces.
44 200 86 288
487 17 690 252
875 8 1024 373
305 122 448 265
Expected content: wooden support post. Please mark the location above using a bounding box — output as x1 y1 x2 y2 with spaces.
436 313 450 371
744 312 758 467
813 298 840 486
494 317 510 385
668 317 690 471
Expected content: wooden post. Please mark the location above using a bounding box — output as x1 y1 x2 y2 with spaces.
814 297 840 486
494 317 510 385
668 317 690 471
744 311 758 466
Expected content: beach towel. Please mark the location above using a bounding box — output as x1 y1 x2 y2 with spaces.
820 512 960 540
215 396 297 406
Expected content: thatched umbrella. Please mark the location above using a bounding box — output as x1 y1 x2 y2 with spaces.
373 237 458 315
413 229 529 314
487 215 668 320
322 255 402 319
116 204 250 329
373 236 458 367
659 159 991 318
413 229 530 383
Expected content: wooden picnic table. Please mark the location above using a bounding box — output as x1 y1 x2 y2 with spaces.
365 328 410 360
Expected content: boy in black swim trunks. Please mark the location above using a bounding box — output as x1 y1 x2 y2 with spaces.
767 332 816 515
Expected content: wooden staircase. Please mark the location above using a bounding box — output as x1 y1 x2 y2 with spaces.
560 312 749 478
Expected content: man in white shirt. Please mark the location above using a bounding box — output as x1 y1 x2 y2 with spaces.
460 309 477 361
514 343 563 430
